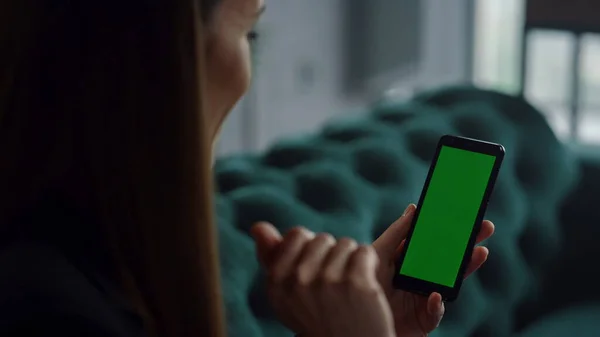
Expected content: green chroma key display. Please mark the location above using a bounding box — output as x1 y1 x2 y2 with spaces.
399 146 496 287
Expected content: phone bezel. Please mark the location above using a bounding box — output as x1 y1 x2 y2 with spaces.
392 134 505 302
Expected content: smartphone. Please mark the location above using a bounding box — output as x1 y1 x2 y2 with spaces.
393 135 504 302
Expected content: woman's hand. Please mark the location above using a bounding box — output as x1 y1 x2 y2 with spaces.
372 204 495 336
251 225 396 337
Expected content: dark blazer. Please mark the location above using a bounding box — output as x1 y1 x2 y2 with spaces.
0 197 145 337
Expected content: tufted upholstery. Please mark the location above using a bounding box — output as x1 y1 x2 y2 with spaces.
214 86 580 337
515 305 600 337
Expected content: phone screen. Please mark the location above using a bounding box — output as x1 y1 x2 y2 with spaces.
399 145 497 287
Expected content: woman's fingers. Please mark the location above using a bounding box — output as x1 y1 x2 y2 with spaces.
291 233 337 326
464 246 489 279
463 220 493 279
251 222 283 267
295 233 337 286
264 227 314 333
294 233 336 309
345 246 393 337
269 227 315 283
476 220 495 244
316 238 359 336
320 238 359 284
261 230 397 337
346 245 380 289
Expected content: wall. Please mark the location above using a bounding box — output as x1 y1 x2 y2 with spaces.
217 0 474 156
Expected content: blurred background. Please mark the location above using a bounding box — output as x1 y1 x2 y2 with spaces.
217 0 469 154
216 0 600 155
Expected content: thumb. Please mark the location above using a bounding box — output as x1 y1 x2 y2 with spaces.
425 292 445 331
250 222 283 267
372 204 416 260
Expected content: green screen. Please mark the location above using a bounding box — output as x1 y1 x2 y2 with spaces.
399 146 496 287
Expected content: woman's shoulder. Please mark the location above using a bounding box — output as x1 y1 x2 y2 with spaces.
0 240 96 308
0 241 144 337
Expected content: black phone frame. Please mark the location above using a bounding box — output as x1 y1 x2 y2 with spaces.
392 135 505 302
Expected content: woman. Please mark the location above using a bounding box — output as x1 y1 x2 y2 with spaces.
0 0 494 336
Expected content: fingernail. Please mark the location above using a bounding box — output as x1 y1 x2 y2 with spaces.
403 204 414 216
299 227 316 239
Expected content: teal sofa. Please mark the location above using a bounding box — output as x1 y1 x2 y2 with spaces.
215 86 600 337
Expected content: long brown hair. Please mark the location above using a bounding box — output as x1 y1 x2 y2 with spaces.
0 1 225 337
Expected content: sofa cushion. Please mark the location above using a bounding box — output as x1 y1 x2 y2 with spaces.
516 305 600 337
